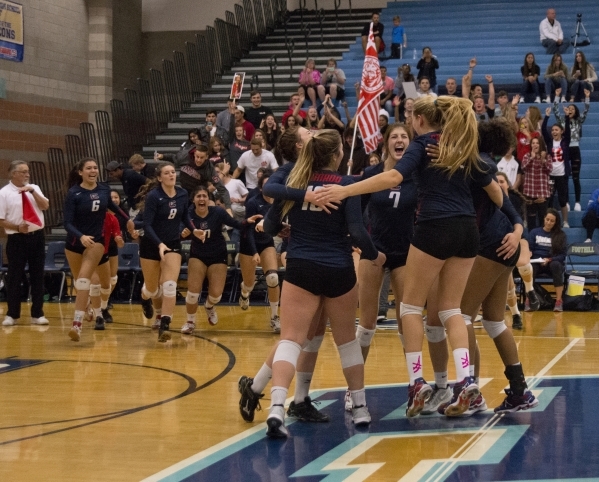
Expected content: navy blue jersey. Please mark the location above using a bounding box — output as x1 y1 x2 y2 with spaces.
143 186 191 246
241 193 274 254
394 131 494 223
528 227 566 263
189 206 243 258
361 163 416 257
286 171 377 268
262 162 305 203
64 183 121 245
472 155 523 251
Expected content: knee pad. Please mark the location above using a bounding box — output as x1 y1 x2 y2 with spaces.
75 278 91 291
438 308 461 326
518 263 533 278
162 280 177 298
482 319 507 339
141 284 158 300
462 314 472 326
356 325 376 348
152 286 163 299
186 291 200 305
303 335 324 353
89 284 101 297
207 294 222 306
241 281 255 293
337 339 364 369
110 275 118 287
425 324 446 343
400 302 424 318
273 340 302 368
100 287 111 297
265 270 279 288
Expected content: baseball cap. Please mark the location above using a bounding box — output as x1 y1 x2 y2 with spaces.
236 105 245 113
105 161 122 171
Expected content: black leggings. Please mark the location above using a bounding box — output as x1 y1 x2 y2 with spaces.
533 260 565 288
550 175 569 208
570 146 582 203
582 209 598 240
526 199 548 231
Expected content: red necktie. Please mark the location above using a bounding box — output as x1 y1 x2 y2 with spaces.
22 190 43 227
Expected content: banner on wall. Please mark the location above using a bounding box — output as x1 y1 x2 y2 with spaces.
0 1 23 62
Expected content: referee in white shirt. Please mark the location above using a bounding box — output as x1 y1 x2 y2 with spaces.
0 161 50 326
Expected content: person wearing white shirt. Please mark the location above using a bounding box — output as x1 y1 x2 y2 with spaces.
0 161 50 326
497 147 522 190
539 9 568 54
233 138 279 189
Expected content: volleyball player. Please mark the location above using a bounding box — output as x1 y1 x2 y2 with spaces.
63 158 127 341
262 129 385 438
180 186 261 334
136 162 195 342
348 123 417 408
317 96 504 417
237 170 281 332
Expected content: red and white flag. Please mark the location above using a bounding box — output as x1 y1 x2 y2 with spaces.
356 23 384 153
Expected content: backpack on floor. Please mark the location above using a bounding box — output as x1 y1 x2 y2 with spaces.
533 283 555 310
563 289 594 311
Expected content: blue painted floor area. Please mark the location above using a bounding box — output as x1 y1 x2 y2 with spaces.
173 377 599 481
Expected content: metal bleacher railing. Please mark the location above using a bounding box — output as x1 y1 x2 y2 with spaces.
44 0 289 231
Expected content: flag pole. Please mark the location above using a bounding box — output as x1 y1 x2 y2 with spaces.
347 114 360 175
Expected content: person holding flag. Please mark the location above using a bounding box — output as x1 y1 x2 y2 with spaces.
0 160 50 326
347 22 384 174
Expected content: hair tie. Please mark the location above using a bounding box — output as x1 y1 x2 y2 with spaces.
433 99 437 107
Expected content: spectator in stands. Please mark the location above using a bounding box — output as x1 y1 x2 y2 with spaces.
361 12 384 54
156 128 202 167
416 77 437 99
493 92 520 132
215 163 247 224
497 144 522 190
462 58 496 110
390 15 407 59
570 51 597 102
525 105 543 132
416 47 439 93
520 52 542 103
282 93 307 127
298 58 321 108
539 8 568 54
216 98 235 131
377 109 390 136
544 53 569 103
542 105 571 227
179 144 232 210
199 109 229 146
233 137 279 189
473 95 494 122
368 152 381 166
553 87 590 211
339 127 368 175
234 105 255 141
318 58 346 104
228 125 251 171
529 208 567 311
394 63 415 100
0 160 49 327
284 115 299 130
245 91 274 130
394 97 414 124
445 77 458 96
106 160 147 217
379 66 395 115
261 114 280 150
305 106 321 131
516 117 540 162
128 154 151 177
252 129 270 150
521 136 551 230
319 97 345 134
582 188 599 242
207 136 229 165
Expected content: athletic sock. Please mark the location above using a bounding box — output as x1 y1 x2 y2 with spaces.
434 371 448 389
405 352 424 385
453 348 471 382
350 388 366 408
294 372 312 403
270 302 278 318
252 363 272 393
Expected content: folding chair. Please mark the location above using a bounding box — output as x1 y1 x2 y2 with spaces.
565 242 599 286
117 243 141 302
44 241 71 301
